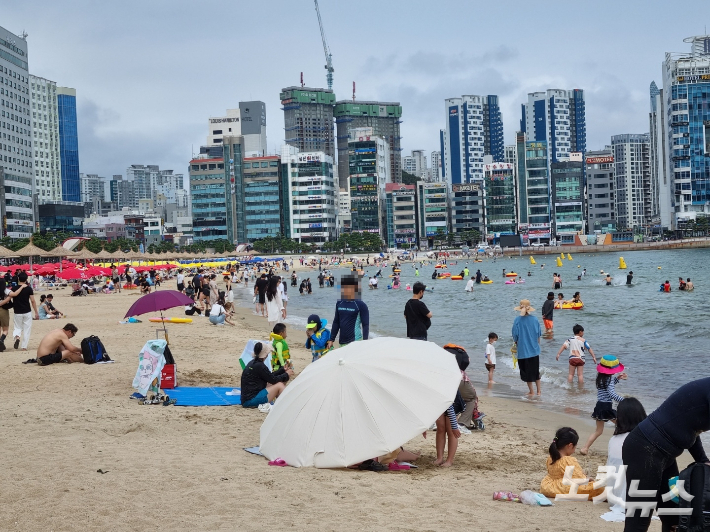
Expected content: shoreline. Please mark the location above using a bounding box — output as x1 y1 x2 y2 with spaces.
0 284 687 531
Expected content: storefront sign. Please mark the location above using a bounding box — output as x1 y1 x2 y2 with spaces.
452 184 480 192
586 156 614 164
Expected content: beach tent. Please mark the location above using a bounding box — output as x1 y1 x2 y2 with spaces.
259 337 460 468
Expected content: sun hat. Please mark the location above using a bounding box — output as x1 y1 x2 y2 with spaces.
597 355 625 375
513 299 535 315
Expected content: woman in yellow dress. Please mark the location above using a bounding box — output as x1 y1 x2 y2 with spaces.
540 427 605 500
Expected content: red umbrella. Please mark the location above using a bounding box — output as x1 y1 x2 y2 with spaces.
56 268 89 280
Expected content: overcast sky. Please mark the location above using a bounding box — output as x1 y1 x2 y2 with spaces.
3 0 708 177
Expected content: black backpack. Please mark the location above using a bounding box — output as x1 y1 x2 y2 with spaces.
677 463 710 531
81 336 110 364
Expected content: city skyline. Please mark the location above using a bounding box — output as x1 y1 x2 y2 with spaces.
2 0 708 179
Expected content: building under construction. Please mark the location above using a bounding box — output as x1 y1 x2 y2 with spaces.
334 101 403 188
280 87 336 159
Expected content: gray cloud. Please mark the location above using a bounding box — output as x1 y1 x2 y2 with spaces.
1 0 705 175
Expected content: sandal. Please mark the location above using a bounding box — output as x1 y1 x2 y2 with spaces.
268 458 288 467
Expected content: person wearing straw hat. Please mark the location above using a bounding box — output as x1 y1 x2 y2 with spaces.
511 299 542 396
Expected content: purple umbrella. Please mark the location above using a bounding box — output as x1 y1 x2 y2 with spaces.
124 290 194 343
124 290 194 318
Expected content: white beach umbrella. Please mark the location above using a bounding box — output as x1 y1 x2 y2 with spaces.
259 337 460 468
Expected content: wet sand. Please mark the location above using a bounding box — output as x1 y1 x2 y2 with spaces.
0 283 678 531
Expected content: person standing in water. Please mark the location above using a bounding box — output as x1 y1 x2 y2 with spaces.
626 271 633 285
606 274 613 286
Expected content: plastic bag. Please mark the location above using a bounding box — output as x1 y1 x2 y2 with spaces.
520 490 552 506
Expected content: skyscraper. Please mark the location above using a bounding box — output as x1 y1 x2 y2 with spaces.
612 134 651 231
648 81 663 228
442 95 504 185
57 87 80 202
550 158 585 241
0 26 34 238
430 151 441 182
520 89 586 163
30 75 61 201
402 149 426 178
334 100 402 188
280 86 335 160
656 35 710 230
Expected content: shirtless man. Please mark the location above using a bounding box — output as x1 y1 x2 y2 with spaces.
36 324 83 366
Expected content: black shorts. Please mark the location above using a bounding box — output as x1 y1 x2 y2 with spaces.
38 351 62 366
518 356 540 382
112 277 119 284
177 283 185 292
258 293 266 304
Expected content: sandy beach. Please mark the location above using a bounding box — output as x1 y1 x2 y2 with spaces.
0 282 680 532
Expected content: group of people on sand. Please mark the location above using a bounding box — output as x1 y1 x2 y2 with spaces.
540 373 710 531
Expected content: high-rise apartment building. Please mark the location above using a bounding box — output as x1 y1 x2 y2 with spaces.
242 155 283 241
384 183 417 248
450 183 485 239
430 151 441 182
80 173 108 203
551 159 585 241
522 141 552 244
483 162 517 237
442 95 504 185
417 182 448 246
402 149 427 178
207 102 267 156
655 35 710 230
504 145 516 167
348 129 390 236
0 26 34 238
649 82 665 228
57 87 79 202
612 133 651 231
281 147 337 245
585 150 616 233
334 100 402 188
520 89 586 163
280 87 335 162
189 155 230 242
30 75 61 201
110 175 137 210
483 95 504 163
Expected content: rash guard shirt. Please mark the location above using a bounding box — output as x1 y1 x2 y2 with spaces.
638 377 710 462
330 299 369 345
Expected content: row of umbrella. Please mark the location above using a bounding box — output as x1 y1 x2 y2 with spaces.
0 262 178 278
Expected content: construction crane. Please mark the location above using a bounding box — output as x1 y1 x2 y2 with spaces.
314 0 334 90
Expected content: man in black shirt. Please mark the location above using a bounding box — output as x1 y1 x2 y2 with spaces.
254 274 269 317
0 276 13 351
626 271 634 285
404 282 432 340
541 291 555 332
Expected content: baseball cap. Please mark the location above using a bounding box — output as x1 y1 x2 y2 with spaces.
306 314 321 329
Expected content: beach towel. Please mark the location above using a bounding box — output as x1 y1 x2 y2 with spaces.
132 340 167 396
239 339 273 371
166 387 242 406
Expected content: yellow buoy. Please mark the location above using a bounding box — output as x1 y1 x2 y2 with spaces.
556 257 563 267
567 253 573 260
577 265 581 268
560 252 565 259
619 257 627 269
530 256 536 265
658 266 662 269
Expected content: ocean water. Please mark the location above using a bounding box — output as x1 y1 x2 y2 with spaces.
233 248 710 418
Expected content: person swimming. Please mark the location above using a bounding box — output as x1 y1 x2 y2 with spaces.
554 293 565 309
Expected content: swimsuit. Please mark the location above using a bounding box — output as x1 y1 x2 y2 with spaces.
38 349 62 366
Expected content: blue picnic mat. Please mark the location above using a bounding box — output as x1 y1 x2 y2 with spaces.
167 387 241 406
